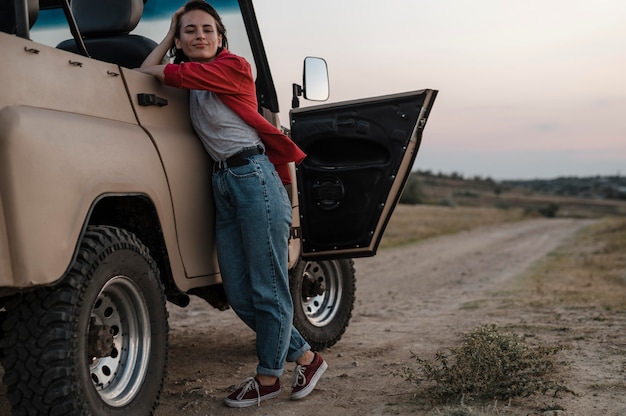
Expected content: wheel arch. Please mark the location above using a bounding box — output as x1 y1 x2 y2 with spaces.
81 194 178 297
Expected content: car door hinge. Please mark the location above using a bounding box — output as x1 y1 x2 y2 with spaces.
290 226 301 240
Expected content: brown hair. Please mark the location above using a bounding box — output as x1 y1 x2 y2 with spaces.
171 0 228 63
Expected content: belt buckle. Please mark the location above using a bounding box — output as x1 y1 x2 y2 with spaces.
214 160 226 171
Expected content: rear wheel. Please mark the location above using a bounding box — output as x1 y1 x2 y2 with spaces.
290 259 356 350
0 226 168 416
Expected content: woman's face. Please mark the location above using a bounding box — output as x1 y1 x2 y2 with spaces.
174 9 223 63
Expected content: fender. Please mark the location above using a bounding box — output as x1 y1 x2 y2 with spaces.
0 105 178 287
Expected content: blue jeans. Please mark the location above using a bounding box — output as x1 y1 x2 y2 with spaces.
212 154 310 377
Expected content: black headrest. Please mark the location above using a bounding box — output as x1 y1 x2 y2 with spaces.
0 0 39 34
72 0 143 36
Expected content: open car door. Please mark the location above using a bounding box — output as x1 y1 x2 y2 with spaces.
290 89 437 260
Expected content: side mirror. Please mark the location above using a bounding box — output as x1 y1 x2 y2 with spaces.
292 57 329 108
303 57 329 101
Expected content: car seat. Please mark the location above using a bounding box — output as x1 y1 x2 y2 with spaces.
0 0 38 35
56 0 157 68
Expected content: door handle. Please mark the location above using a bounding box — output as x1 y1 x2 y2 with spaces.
137 93 168 107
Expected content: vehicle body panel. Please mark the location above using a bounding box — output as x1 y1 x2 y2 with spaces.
0 105 171 287
1 33 134 122
0 34 179 289
122 68 220 281
0 186 9 282
291 90 438 259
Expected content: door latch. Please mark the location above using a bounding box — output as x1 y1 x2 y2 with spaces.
137 93 168 107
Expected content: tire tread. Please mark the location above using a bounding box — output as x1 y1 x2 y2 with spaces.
0 225 167 416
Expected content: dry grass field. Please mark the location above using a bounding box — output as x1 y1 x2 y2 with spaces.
382 174 626 249
415 175 626 218
380 204 527 249
518 216 626 311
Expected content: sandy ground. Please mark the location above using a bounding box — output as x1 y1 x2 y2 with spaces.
2 218 625 415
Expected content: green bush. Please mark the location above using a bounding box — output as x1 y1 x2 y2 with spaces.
523 203 560 218
400 324 573 402
438 195 457 207
400 174 425 205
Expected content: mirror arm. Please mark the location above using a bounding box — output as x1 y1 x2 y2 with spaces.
292 83 302 109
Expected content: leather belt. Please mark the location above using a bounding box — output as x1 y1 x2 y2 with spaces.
213 146 263 171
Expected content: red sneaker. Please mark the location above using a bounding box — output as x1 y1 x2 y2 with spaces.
291 352 328 400
224 377 280 408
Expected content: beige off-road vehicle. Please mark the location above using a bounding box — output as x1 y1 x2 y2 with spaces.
0 0 437 414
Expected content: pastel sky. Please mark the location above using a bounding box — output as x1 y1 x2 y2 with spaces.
254 0 626 180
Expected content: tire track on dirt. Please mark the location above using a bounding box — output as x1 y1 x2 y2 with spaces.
353 218 593 323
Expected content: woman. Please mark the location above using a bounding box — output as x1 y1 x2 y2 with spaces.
137 0 327 408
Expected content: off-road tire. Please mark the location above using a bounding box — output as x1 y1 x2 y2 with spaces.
290 259 356 350
0 225 168 416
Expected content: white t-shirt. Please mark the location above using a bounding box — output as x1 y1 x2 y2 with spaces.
189 89 263 161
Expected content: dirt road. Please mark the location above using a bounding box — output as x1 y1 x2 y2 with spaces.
155 217 625 415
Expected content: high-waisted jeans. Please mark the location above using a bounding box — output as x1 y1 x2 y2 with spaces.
212 153 310 377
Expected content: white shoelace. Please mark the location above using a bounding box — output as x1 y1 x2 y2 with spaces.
292 364 307 388
234 377 261 406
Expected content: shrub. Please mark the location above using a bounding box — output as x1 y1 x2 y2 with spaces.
400 174 425 205
400 324 572 402
438 195 457 207
538 203 560 218
523 203 560 218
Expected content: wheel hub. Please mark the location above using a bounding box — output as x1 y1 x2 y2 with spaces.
88 276 151 407
88 321 115 358
298 261 343 328
302 271 326 297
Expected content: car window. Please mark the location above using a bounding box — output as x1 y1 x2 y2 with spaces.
30 0 255 73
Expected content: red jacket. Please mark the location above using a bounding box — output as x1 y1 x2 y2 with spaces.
163 49 306 184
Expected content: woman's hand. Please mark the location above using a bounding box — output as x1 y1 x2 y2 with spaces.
167 7 185 39
138 7 185 70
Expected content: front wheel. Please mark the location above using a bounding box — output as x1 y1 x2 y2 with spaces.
0 226 168 416
290 259 356 350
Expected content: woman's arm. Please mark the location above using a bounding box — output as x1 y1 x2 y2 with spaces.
163 52 251 95
136 65 168 82
136 7 184 74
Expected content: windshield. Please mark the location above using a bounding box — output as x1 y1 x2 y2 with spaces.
31 0 255 71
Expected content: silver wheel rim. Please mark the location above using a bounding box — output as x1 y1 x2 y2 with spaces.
88 276 151 407
300 261 342 327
